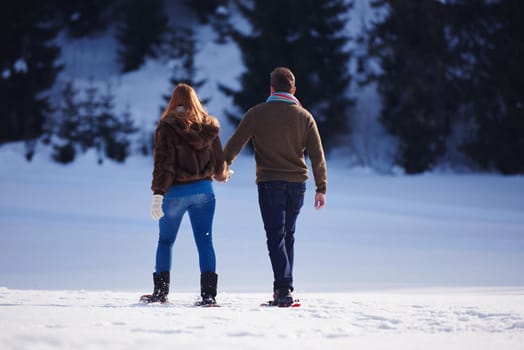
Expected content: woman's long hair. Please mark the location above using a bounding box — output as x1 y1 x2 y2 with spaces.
161 83 218 130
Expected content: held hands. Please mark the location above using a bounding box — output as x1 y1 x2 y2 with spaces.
151 194 164 220
314 192 326 210
226 169 234 182
214 167 234 183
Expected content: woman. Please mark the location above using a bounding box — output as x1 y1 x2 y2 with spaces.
140 83 230 306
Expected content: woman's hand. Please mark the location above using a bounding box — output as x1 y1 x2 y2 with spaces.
151 194 164 220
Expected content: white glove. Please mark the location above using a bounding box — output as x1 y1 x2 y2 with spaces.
151 194 164 220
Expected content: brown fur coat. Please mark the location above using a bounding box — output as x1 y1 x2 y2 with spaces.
151 113 227 195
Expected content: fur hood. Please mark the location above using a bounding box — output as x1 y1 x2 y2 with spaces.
160 112 220 150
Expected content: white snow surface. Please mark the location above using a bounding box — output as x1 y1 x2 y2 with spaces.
0 287 523 349
1 145 524 348
1 146 524 291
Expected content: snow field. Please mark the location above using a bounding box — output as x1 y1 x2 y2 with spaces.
1 287 523 350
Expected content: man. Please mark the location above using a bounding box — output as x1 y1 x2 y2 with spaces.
224 67 327 307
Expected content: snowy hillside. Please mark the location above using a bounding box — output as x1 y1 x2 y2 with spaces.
53 1 244 143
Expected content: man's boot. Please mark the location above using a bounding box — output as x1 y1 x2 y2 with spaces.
272 287 294 307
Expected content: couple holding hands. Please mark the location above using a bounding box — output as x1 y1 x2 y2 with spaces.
141 67 327 307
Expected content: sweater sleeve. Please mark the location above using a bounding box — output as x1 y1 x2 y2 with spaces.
212 135 228 181
306 116 328 194
223 112 254 165
151 125 176 195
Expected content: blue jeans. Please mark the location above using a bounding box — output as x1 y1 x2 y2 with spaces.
155 181 216 274
257 181 305 291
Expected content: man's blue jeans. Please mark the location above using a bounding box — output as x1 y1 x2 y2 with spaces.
155 182 216 274
258 181 305 291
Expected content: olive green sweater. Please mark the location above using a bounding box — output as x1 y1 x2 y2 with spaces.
223 101 327 193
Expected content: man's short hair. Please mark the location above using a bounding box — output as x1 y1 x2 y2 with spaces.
270 67 295 92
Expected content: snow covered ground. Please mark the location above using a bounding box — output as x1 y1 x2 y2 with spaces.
1 144 524 348
0 145 524 292
1 287 523 349
1 146 523 291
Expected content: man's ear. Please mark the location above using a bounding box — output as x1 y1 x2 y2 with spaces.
291 86 296 95
270 86 275 94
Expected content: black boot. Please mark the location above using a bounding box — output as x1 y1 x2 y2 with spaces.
199 272 218 305
271 287 294 307
140 271 170 303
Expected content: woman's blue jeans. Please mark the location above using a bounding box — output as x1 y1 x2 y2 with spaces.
155 183 216 274
258 181 305 292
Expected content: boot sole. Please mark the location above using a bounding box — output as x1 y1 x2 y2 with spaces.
139 294 169 304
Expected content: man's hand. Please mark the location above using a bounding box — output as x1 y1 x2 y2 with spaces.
314 192 326 210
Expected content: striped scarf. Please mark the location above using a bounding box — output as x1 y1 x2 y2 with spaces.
266 92 302 106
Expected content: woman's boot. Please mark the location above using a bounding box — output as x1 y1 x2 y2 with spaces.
140 271 170 303
198 272 218 306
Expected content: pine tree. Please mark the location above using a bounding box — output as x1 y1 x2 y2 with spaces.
98 85 137 163
50 81 82 164
210 4 231 45
49 81 137 164
367 0 457 173
116 0 168 73
161 27 208 112
0 1 62 147
183 0 228 24
137 125 154 157
80 81 101 157
112 106 138 161
220 0 354 152
96 84 116 164
448 0 524 174
54 0 118 38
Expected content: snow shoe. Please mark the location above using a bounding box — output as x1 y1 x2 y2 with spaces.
194 296 220 307
261 288 300 307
